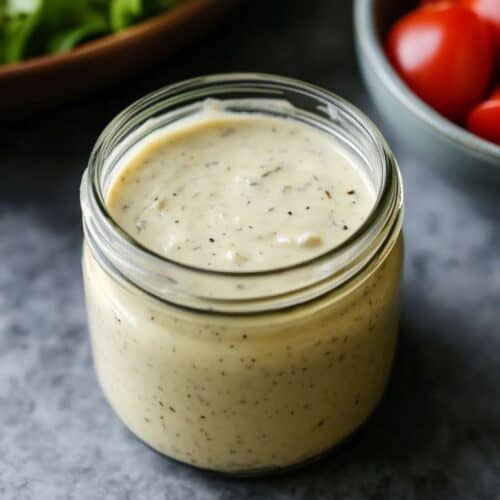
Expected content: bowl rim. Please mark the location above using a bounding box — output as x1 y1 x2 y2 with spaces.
0 0 231 78
354 0 500 163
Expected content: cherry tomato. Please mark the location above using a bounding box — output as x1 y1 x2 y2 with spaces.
466 87 500 145
461 0 500 67
386 3 494 122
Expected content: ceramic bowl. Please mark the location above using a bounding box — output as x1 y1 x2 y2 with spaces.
354 0 500 183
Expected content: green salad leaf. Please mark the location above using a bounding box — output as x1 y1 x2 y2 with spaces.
48 16 109 53
0 0 186 64
25 1 110 57
2 0 43 63
110 0 142 31
110 0 184 31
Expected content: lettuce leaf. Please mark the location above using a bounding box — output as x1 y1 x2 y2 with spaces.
25 0 110 56
0 0 186 64
1 0 43 63
110 0 185 31
110 0 143 31
48 16 109 53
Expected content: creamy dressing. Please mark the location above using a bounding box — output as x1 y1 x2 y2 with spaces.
107 112 375 271
84 240 402 472
82 103 403 473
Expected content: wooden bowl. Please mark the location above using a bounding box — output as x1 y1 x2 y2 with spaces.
0 0 236 118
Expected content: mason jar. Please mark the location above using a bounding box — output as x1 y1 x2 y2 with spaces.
80 74 404 475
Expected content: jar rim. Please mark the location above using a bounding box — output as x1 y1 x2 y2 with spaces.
81 73 403 312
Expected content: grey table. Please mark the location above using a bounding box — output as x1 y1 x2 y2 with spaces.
1 2 499 499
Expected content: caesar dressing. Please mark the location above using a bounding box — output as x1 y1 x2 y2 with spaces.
81 77 403 474
107 112 375 271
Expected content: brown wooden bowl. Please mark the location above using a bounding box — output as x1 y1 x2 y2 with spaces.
0 0 237 118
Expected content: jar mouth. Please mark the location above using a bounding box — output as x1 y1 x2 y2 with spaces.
81 73 403 312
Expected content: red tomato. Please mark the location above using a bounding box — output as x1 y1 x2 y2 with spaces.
386 3 494 122
466 87 500 145
461 0 500 67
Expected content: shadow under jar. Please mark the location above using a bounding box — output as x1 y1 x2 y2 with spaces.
80 74 404 475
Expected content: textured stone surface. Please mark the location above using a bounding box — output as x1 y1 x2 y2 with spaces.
1 1 499 499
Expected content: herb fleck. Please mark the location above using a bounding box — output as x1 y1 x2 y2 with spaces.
261 166 282 178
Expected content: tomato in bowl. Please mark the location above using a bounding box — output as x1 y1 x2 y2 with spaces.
385 2 494 123
354 0 500 182
467 87 500 145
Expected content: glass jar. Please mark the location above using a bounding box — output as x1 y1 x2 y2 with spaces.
80 74 404 475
